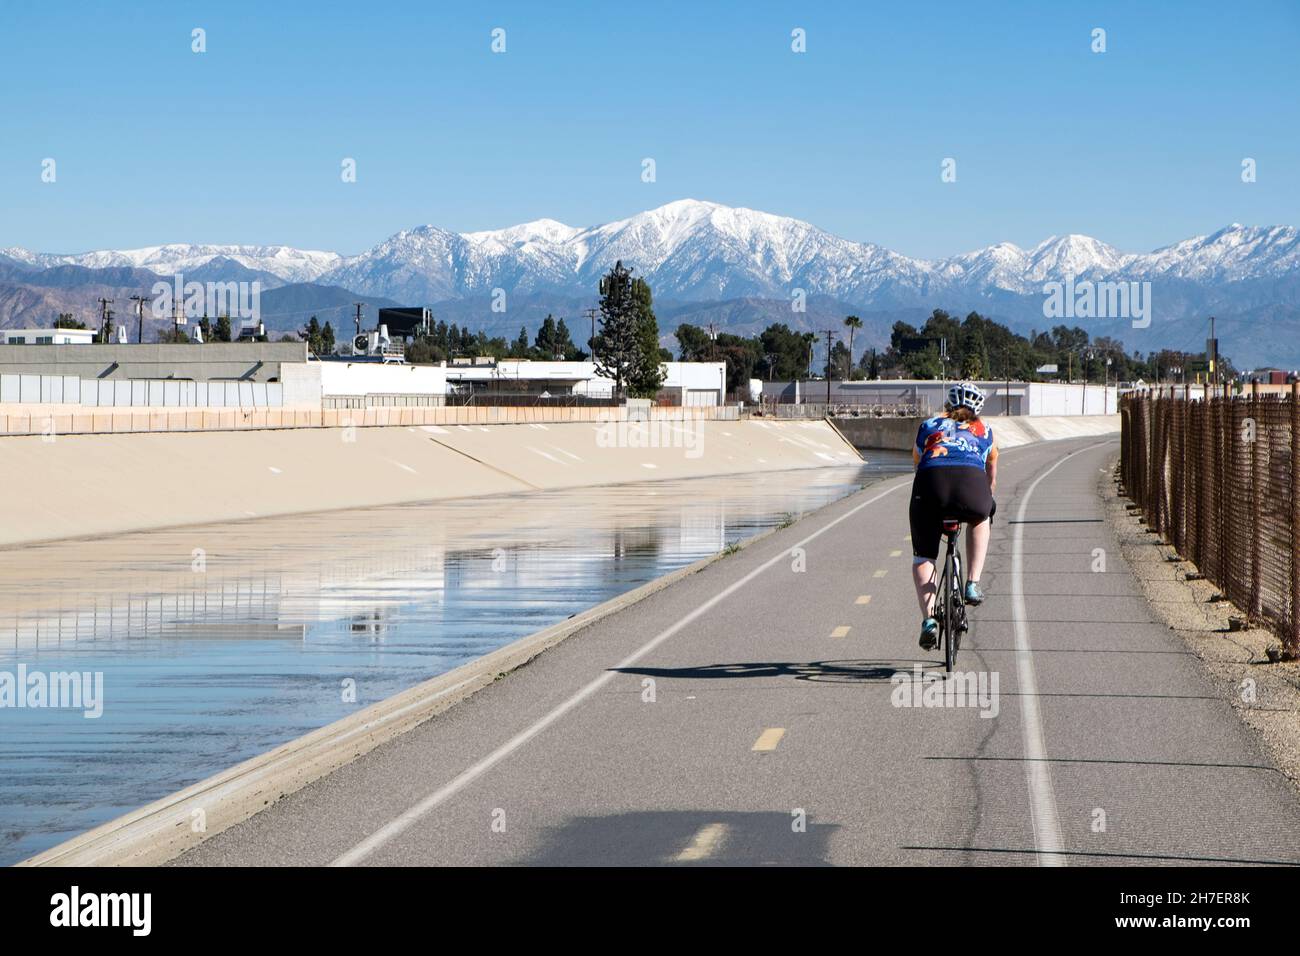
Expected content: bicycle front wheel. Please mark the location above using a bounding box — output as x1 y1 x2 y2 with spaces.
944 550 958 673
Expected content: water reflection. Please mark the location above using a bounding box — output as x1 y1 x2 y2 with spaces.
0 455 909 863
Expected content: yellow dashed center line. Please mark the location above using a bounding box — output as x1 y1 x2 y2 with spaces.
752 728 785 752
830 625 851 638
855 595 872 605
676 823 730 862
889 549 902 557
873 569 888 579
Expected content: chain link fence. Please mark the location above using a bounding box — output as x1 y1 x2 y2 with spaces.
1119 386 1300 657
752 401 924 419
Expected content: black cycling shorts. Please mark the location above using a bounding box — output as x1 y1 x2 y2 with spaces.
909 465 996 561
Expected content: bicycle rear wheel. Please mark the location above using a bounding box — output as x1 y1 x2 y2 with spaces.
944 546 958 673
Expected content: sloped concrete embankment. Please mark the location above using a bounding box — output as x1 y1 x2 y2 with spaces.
832 413 1120 451
0 418 861 548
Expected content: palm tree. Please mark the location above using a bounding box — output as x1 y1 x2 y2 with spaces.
843 315 863 380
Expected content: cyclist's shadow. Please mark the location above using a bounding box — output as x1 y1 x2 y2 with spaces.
612 659 928 684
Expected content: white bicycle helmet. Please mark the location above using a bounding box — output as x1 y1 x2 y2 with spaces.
946 380 986 414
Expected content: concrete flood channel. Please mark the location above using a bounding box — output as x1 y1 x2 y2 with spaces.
0 455 910 864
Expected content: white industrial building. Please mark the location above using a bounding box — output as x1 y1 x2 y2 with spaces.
2 327 97 345
443 360 727 406
275 358 728 409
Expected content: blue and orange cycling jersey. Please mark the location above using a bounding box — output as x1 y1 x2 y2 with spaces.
914 415 997 470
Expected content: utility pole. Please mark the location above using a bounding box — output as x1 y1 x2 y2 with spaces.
821 329 836 404
1004 345 1011 416
129 295 150 344
98 298 115 343
585 307 598 363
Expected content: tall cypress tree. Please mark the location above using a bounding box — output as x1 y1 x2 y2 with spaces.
593 261 642 398
554 317 577 359
628 276 666 397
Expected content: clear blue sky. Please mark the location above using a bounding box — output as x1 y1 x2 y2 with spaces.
2 0 1296 259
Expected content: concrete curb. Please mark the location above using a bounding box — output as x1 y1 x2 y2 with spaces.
18 500 807 868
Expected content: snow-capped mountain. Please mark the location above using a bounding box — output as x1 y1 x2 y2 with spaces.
0 243 342 283
317 200 1299 305
6 203 1296 304
321 199 938 302
5 204 1299 367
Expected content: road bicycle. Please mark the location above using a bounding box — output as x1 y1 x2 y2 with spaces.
932 518 969 673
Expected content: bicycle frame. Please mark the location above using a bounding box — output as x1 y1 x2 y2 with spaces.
933 519 968 673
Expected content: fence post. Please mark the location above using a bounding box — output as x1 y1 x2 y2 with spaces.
1291 380 1299 658
1249 381 1261 619
1180 385 1190 556
1217 390 1228 586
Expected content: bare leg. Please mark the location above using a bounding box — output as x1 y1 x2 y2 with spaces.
912 559 937 618
966 518 990 582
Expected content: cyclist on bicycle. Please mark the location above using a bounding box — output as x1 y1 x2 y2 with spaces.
910 381 998 650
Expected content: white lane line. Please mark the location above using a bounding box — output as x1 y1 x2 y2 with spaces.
1010 441 1108 867
329 478 908 867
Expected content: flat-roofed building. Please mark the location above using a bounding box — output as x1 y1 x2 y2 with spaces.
444 360 726 404
2 327 96 346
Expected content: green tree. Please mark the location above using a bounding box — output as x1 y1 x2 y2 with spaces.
554 318 581 359
214 314 232 342
406 335 448 364
866 347 881 379
302 316 323 354
593 261 651 398
759 323 816 380
628 274 666 397
55 314 85 330
534 315 574 359
321 321 335 355
715 332 763 394
830 341 851 380
674 323 711 362
510 325 532 359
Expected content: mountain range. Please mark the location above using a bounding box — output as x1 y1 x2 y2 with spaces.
3 199 1298 366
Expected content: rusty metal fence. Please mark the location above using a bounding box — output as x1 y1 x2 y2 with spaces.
1119 386 1299 656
